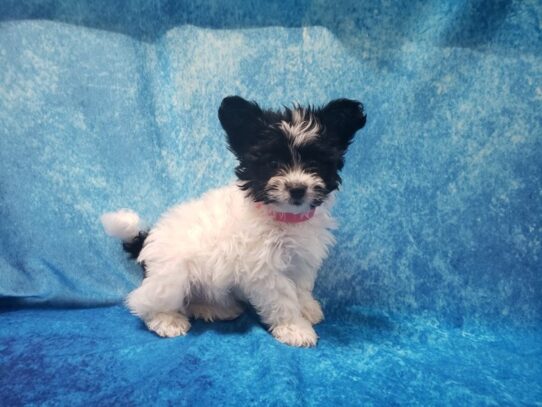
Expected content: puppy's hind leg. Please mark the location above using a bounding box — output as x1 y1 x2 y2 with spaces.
126 271 191 338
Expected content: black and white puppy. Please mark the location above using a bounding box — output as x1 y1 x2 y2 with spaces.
102 96 366 347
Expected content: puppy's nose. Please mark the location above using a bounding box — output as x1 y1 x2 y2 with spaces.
289 186 307 200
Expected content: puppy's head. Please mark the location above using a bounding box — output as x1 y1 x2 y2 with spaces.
218 96 366 213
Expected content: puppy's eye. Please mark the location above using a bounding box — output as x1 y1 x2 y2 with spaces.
268 160 280 169
314 185 326 192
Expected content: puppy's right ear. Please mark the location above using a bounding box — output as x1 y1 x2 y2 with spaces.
318 99 366 152
218 96 264 158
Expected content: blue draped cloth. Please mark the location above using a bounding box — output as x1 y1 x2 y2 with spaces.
1 0 541 404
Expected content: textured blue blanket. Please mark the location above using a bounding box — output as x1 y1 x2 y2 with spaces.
2 306 541 405
1 0 541 405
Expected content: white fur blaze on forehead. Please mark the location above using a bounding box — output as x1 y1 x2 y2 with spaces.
279 109 320 146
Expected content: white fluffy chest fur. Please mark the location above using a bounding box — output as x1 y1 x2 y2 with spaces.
138 183 336 298
117 182 338 346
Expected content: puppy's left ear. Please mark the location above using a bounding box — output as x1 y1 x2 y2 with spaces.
318 99 367 151
218 96 265 158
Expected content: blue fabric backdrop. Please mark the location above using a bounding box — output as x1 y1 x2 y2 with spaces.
0 0 541 405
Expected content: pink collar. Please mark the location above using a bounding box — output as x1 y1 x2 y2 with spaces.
256 203 315 223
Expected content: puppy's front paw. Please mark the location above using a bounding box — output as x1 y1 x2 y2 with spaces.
271 319 318 347
145 312 191 338
302 298 324 325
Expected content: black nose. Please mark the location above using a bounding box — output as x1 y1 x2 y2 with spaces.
289 186 307 200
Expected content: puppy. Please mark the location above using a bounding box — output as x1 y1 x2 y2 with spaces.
102 96 366 347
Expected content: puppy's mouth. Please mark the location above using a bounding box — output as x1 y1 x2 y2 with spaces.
290 197 305 207
291 197 324 209
266 196 325 214
269 201 311 214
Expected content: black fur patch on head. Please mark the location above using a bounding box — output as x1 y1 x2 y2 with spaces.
218 96 366 206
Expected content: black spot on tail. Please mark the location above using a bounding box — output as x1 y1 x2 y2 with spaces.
122 231 148 260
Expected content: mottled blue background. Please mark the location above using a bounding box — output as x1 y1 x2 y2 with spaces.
0 0 541 405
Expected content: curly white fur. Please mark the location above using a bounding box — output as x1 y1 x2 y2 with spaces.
101 209 141 242
116 183 336 347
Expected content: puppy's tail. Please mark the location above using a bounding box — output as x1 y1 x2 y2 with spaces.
101 209 148 260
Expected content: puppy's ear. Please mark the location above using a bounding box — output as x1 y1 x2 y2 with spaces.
218 96 265 158
318 99 366 151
